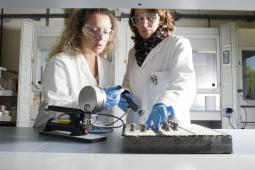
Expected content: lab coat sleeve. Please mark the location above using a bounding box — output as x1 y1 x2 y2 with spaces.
157 38 196 122
43 56 76 107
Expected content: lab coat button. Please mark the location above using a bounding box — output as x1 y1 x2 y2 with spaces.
150 75 157 85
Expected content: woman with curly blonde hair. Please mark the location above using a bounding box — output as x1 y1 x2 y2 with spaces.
34 9 122 129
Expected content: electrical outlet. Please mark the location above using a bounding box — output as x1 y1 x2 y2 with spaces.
237 89 243 93
223 108 233 117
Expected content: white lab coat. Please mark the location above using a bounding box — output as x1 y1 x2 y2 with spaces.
123 35 196 125
33 52 113 128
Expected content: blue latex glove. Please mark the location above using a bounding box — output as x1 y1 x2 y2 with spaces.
145 103 174 130
118 93 135 112
103 85 122 110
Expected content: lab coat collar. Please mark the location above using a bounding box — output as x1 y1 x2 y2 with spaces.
140 38 167 69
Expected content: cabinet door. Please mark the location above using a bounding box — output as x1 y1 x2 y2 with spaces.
193 50 217 89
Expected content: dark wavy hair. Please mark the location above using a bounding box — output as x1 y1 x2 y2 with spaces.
49 9 116 59
128 9 175 40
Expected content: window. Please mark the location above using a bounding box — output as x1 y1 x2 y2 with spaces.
242 50 255 100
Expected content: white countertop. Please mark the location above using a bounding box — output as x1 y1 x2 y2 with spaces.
0 128 255 170
1 152 255 170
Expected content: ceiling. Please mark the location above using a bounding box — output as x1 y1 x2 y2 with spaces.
0 0 255 11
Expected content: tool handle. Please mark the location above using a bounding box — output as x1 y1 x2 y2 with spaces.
47 105 84 114
121 90 139 111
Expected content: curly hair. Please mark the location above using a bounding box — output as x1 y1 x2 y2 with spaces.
49 9 116 59
128 9 175 40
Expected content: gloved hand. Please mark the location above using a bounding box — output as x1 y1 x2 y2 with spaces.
118 92 135 112
103 85 122 110
145 103 174 130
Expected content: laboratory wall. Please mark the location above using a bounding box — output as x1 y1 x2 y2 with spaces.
1 8 255 128
1 9 65 126
1 9 66 77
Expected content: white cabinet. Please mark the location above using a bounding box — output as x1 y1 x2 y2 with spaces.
176 27 221 126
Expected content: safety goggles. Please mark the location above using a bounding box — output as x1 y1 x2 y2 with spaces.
82 24 113 40
130 13 159 27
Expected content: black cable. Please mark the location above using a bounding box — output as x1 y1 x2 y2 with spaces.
104 108 129 126
238 94 249 129
47 105 126 129
228 117 235 129
55 112 124 128
92 113 125 128
243 107 248 129
232 109 238 128
239 108 245 129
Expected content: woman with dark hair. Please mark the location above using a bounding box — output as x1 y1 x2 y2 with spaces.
34 9 121 128
119 9 196 130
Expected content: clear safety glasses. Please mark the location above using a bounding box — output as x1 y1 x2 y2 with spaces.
131 13 159 27
82 24 113 40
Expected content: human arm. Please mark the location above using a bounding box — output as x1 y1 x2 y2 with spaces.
43 56 76 107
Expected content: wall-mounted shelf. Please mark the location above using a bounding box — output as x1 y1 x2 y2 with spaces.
0 90 17 96
190 109 221 121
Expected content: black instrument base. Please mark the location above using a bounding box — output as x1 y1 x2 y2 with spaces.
40 130 106 143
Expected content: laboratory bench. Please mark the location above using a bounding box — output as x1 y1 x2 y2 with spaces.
0 127 255 170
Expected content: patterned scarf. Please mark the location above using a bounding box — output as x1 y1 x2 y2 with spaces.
134 27 167 67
